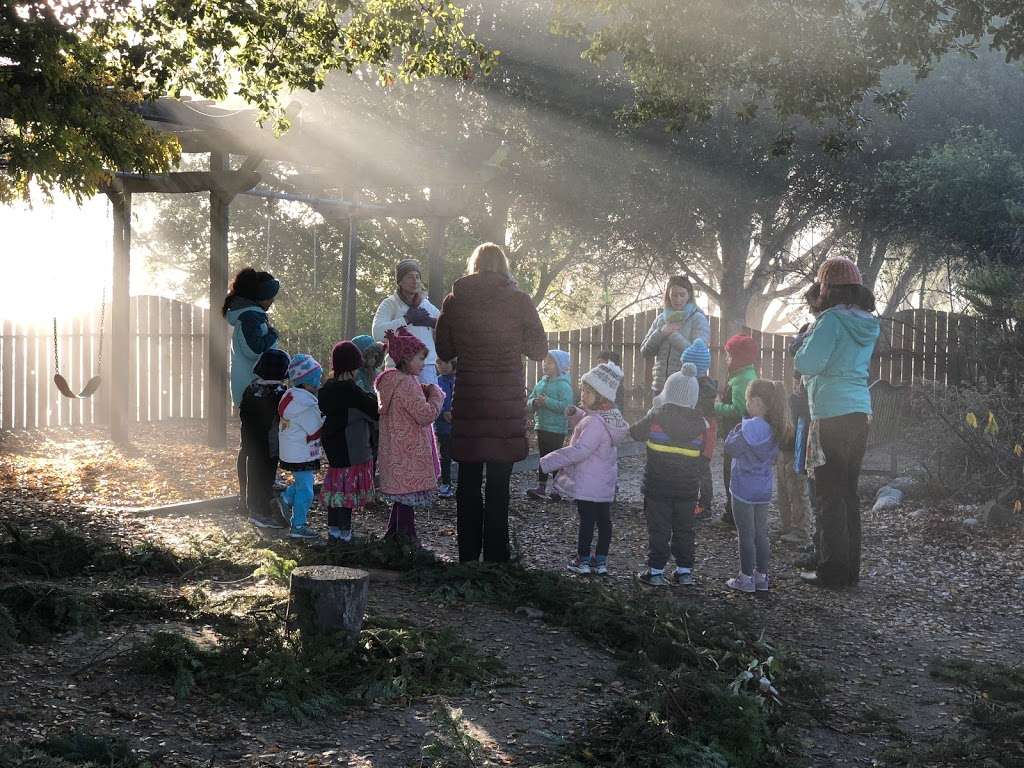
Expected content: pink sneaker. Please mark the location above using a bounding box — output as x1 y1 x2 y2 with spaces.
726 573 755 593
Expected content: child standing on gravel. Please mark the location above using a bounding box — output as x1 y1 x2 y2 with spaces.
318 341 379 543
630 363 708 587
526 350 574 501
681 339 718 518
277 354 324 541
375 328 445 541
539 362 629 575
772 379 812 545
240 349 290 530
723 379 782 593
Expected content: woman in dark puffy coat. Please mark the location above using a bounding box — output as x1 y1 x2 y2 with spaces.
435 243 549 562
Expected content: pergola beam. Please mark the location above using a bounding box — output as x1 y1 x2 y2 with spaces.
207 153 232 449
106 190 132 445
110 170 261 196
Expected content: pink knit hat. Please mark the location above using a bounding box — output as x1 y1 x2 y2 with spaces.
817 258 862 298
384 327 426 365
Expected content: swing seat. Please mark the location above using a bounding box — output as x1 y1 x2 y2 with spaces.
53 373 102 399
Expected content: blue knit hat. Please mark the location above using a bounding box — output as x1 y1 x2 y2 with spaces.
253 348 290 381
547 349 571 376
351 334 376 353
287 353 322 389
681 338 711 377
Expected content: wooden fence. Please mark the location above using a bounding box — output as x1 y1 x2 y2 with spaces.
526 307 988 414
0 298 989 432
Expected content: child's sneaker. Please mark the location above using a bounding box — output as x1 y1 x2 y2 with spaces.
249 513 286 530
289 525 320 541
567 557 591 575
671 568 694 586
726 573 756 593
438 484 455 499
638 569 667 587
548 491 563 502
592 560 608 576
754 571 770 592
328 527 353 543
526 487 548 501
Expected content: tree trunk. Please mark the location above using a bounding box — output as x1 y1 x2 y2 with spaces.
287 565 369 644
717 208 754 336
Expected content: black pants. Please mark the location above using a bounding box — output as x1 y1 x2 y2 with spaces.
457 461 514 563
722 458 733 521
814 413 869 586
327 507 352 530
438 434 453 485
242 438 278 517
536 430 565 483
698 457 713 510
577 500 612 559
645 495 696 570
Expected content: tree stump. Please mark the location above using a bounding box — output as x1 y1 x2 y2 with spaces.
286 565 369 644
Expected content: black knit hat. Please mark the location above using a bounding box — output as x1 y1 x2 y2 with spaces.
332 341 363 375
254 348 290 381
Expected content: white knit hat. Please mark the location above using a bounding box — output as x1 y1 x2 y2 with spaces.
581 362 623 405
654 362 699 409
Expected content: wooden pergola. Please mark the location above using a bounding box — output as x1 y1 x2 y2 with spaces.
104 97 496 447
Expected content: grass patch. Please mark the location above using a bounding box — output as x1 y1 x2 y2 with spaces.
878 658 1024 766
0 733 148 767
0 524 253 580
410 562 820 767
0 582 179 644
129 614 504 720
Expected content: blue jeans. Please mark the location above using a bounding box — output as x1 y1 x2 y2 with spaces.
282 470 316 528
732 498 770 576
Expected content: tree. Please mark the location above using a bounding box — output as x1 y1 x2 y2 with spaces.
0 0 494 202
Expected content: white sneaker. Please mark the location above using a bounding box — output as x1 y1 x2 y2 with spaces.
726 573 756 593
754 570 770 592
593 561 608 576
328 527 353 542
567 557 591 575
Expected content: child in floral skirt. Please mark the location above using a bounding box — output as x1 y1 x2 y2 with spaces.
317 341 379 542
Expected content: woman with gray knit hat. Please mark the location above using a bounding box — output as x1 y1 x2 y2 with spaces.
371 258 441 385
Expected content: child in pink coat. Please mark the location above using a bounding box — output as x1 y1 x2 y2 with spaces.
375 328 445 541
540 362 629 575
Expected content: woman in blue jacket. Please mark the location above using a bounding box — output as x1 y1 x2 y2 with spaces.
223 268 281 512
794 259 879 588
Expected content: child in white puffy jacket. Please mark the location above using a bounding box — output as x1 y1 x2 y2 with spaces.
277 354 324 541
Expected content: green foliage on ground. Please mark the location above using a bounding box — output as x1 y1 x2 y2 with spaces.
878 658 1024 766
411 562 821 767
130 615 504 720
0 733 149 768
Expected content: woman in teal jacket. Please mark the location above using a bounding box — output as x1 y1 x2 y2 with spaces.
794 258 879 588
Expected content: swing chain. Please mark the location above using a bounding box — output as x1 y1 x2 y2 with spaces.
53 318 60 373
96 287 106 370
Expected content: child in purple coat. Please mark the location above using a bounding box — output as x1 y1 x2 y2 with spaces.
540 362 629 575
724 379 782 593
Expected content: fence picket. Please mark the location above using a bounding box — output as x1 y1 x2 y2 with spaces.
2 321 12 430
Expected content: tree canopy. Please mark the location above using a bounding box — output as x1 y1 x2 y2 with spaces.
0 0 494 202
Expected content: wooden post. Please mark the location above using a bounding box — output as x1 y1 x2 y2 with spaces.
343 206 359 340
108 190 131 444
287 565 369 644
427 217 448 309
207 152 230 448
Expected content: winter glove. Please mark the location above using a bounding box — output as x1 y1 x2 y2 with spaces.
405 306 436 328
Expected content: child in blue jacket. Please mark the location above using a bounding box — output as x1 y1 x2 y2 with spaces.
526 350 574 501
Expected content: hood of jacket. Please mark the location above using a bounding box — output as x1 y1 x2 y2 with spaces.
374 368 410 416
279 386 318 419
740 417 778 461
593 408 631 445
652 403 706 443
827 306 880 347
225 297 264 326
450 271 517 302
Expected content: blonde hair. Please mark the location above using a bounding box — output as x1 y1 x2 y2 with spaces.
467 242 511 276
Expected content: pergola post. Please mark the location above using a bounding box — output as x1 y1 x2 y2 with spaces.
343 204 359 339
427 217 448 308
108 190 132 445
207 152 230 449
